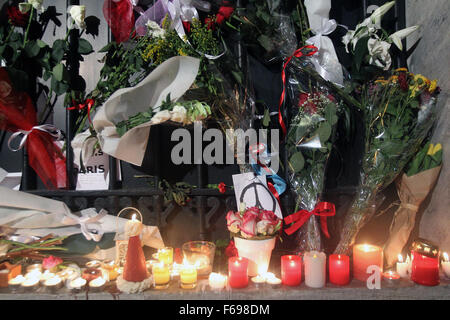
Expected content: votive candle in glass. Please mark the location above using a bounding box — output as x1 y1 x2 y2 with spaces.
152 262 170 289
158 247 174 265
228 257 249 289
329 254 350 286
208 273 227 290
44 276 63 292
353 244 383 282
68 277 86 293
411 250 440 286
180 264 197 289
304 251 326 288
281 255 302 286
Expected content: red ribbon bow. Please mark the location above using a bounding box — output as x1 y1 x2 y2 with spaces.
283 202 335 238
68 99 95 125
278 45 319 136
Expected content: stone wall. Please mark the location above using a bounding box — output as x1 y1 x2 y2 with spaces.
406 0 450 251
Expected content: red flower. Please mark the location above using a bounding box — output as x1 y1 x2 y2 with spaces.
218 182 226 194
398 72 409 91
7 6 29 28
225 240 238 257
239 208 259 238
42 255 63 270
182 20 191 33
216 6 234 25
204 17 215 30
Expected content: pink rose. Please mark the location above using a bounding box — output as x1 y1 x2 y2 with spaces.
258 210 282 236
226 210 242 234
42 255 63 270
239 209 259 238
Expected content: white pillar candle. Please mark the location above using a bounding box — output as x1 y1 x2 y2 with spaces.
304 251 326 288
209 272 227 290
396 254 410 279
442 252 450 278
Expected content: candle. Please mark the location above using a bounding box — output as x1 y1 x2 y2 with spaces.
39 270 55 285
82 268 101 282
26 264 42 273
124 214 143 237
89 277 106 292
329 254 350 286
265 275 282 289
442 252 450 278
8 275 25 290
228 257 249 289
411 250 440 286
180 263 197 289
158 247 174 265
152 262 170 289
250 275 266 288
44 276 63 292
101 260 119 281
353 244 383 282
208 273 227 290
68 277 86 292
304 251 326 288
281 255 302 286
21 276 40 291
396 254 410 279
86 260 101 268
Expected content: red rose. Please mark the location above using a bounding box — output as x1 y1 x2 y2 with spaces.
225 240 238 257
398 72 409 91
218 182 226 194
216 6 234 25
258 210 279 225
7 6 29 28
182 20 191 33
204 17 216 30
42 255 63 270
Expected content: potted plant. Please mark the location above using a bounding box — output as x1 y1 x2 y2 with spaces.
226 204 282 276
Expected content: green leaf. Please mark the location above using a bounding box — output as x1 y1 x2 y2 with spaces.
51 75 69 95
37 40 47 48
354 36 369 71
289 151 305 173
52 63 64 81
25 40 41 57
262 109 271 127
78 38 94 55
317 121 332 143
98 41 115 53
51 39 67 62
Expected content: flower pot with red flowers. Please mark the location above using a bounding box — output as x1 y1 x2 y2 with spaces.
226 204 282 276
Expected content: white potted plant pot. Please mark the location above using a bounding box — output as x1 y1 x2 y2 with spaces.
233 236 276 276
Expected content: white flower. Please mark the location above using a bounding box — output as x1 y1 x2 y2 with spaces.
28 0 44 12
367 38 392 70
68 5 86 30
151 110 171 124
256 220 270 236
342 30 355 53
170 105 187 123
369 1 395 25
19 3 32 13
389 25 419 50
146 20 166 39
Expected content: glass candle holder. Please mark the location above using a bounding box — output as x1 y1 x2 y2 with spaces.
411 250 440 286
208 273 227 290
82 268 102 283
101 260 119 281
152 263 170 289
68 277 87 293
180 264 197 289
158 247 174 265
182 241 215 276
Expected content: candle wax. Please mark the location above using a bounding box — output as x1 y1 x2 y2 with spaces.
281 255 302 286
153 264 170 285
228 257 249 289
329 254 350 286
353 244 383 282
411 251 440 286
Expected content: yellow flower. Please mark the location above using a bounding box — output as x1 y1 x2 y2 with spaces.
389 75 398 83
178 48 187 56
429 80 438 93
395 67 408 72
426 143 435 156
375 77 388 85
427 143 442 156
414 74 430 87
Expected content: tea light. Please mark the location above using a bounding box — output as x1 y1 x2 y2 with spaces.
39 270 55 285
383 270 401 286
21 276 40 291
89 277 106 292
26 264 43 273
396 254 410 279
152 262 170 289
208 273 227 290
265 275 282 289
329 254 350 286
228 257 249 289
25 269 42 280
68 277 86 293
281 255 302 286
44 276 63 292
442 252 450 279
353 244 383 282
180 264 197 289
86 260 101 268
304 251 326 288
82 268 101 282
8 275 25 290
158 247 174 265
101 260 119 281
250 275 266 288
57 268 76 281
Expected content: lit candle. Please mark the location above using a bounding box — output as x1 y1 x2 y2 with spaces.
44 276 63 292
411 250 440 286
89 277 106 292
442 253 450 279
250 275 266 288
68 277 86 292
304 251 326 288
281 255 302 286
329 254 350 286
208 273 227 290
382 270 401 285
39 270 55 285
228 257 249 289
124 214 142 237
26 264 42 273
396 254 410 279
158 247 174 265
21 276 40 291
180 263 197 289
353 244 383 282
265 275 282 289
101 260 119 281
86 260 101 268
82 268 101 282
152 262 170 289
8 275 25 290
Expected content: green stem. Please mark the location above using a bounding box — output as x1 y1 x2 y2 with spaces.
23 7 34 47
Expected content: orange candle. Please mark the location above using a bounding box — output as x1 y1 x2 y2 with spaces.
353 244 383 282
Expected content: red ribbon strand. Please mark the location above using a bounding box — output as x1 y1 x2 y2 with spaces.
283 202 335 238
68 99 95 125
278 45 319 136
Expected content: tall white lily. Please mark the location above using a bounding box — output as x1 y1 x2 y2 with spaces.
370 1 396 25
389 25 419 50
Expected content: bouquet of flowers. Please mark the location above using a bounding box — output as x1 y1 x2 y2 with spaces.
334 69 441 254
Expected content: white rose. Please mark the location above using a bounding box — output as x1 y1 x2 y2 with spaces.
19 3 32 13
151 110 171 124
256 220 269 236
170 105 187 124
146 20 166 39
367 38 392 70
28 0 44 12
68 5 86 30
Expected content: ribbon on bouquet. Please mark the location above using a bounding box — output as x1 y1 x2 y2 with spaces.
68 98 95 125
7 124 63 152
249 143 286 205
62 209 108 242
135 0 225 60
278 45 318 136
283 202 335 238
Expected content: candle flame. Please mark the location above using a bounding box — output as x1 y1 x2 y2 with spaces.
398 254 403 263
444 252 449 262
131 214 137 221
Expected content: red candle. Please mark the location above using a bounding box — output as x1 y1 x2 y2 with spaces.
329 254 350 285
281 255 302 286
228 257 249 289
353 244 383 282
411 250 440 286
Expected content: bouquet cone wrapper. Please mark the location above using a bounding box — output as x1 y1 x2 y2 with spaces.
73 56 200 167
0 187 164 253
384 165 442 266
